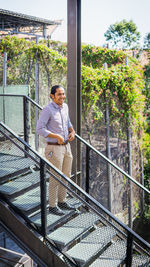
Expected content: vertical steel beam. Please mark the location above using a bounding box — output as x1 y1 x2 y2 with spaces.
77 0 82 186
67 0 77 181
67 0 81 184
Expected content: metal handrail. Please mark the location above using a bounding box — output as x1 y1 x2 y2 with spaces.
0 121 150 252
1 121 150 267
0 93 149 195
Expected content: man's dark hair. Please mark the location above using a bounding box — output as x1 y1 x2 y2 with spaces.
51 85 63 95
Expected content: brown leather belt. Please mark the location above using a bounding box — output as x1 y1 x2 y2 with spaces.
47 141 68 146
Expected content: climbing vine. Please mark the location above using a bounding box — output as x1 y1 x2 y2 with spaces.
0 36 146 138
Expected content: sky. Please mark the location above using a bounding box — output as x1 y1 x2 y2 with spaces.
0 0 150 47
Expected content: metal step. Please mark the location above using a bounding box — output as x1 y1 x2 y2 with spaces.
0 171 41 198
66 226 117 265
132 255 150 267
30 196 82 230
0 153 34 182
47 212 100 248
90 240 126 267
11 186 49 213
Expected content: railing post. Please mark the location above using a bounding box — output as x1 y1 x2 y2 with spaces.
140 148 145 213
86 146 90 194
23 96 30 155
126 232 133 267
23 96 29 143
127 124 133 228
35 36 39 152
104 62 112 212
126 57 133 228
40 158 47 239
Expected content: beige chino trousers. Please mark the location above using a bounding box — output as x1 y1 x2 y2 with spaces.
45 143 73 207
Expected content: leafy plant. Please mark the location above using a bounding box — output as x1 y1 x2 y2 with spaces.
104 20 141 49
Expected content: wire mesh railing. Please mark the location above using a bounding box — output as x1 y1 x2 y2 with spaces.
0 94 149 230
0 122 150 267
77 133 150 234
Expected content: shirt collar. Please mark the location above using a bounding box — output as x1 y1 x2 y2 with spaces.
51 101 64 109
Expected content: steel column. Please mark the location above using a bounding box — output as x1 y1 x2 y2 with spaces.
77 0 82 186
67 0 78 182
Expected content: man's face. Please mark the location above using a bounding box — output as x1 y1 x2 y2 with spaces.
51 87 66 106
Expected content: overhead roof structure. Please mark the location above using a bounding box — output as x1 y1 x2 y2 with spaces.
0 8 62 38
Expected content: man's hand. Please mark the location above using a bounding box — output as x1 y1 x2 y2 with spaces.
48 132 64 144
68 128 75 142
57 134 64 144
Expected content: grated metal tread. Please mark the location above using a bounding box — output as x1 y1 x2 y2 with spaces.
90 240 126 267
12 186 49 212
0 153 33 180
47 212 99 247
132 255 150 267
66 226 117 265
90 258 123 267
0 171 41 196
30 197 81 228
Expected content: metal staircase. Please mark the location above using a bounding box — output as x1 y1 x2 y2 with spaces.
0 122 150 267
0 94 150 266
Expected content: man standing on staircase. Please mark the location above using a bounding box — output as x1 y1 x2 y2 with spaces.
36 85 75 215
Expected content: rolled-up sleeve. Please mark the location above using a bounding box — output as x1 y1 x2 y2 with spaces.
36 106 51 138
68 117 73 129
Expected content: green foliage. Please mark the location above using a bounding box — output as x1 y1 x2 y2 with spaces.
0 35 148 194
82 45 126 68
0 36 29 58
0 36 67 88
0 36 146 137
104 20 141 49
40 39 67 56
81 48 146 134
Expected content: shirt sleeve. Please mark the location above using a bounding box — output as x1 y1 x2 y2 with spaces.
36 106 51 138
68 116 73 129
